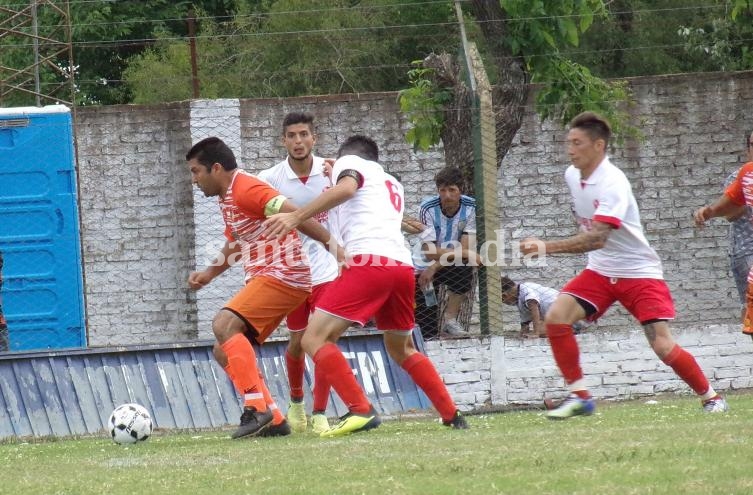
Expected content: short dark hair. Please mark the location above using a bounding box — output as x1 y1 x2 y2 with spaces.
569 111 611 145
185 137 238 171
500 275 517 294
435 167 464 190
282 112 315 134
337 135 379 161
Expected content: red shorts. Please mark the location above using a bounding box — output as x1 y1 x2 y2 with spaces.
286 281 332 332
315 255 415 331
224 276 310 344
561 269 675 324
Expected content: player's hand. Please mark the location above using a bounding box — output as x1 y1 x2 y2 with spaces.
188 270 213 290
335 245 350 276
323 159 335 180
401 216 426 235
519 237 545 257
693 206 710 228
263 212 299 239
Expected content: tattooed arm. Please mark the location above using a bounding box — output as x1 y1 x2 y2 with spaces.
519 221 613 257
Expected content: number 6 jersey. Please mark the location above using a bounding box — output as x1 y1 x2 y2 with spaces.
328 154 413 265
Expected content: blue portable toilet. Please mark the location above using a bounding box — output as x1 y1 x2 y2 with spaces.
0 106 86 351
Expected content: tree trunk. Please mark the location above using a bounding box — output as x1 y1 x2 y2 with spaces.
424 0 530 195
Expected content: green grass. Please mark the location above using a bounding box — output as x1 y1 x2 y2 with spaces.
2 392 752 495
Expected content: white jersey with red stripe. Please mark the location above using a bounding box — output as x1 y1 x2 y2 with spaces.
564 156 663 279
257 156 338 286
329 155 413 265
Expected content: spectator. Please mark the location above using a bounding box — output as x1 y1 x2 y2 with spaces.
418 167 480 337
500 276 587 338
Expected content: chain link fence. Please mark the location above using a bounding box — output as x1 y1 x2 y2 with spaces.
3 70 750 352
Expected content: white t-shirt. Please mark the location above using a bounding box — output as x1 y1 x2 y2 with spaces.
565 156 663 279
257 156 339 285
328 155 413 265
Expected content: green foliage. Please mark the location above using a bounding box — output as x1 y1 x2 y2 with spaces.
398 64 452 151
534 57 638 142
123 0 455 103
677 1 753 72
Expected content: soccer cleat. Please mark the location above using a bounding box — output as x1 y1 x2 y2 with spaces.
442 410 469 429
320 407 381 438
258 420 292 437
702 396 729 413
286 400 308 433
311 412 330 434
546 394 596 420
231 406 274 439
442 319 468 337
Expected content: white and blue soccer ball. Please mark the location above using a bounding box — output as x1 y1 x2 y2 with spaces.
108 403 153 444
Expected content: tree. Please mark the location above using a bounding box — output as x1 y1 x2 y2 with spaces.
399 0 630 192
123 0 456 103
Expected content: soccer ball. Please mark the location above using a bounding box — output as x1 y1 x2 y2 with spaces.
108 403 153 444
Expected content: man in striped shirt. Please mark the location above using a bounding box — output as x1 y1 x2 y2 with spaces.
418 167 480 336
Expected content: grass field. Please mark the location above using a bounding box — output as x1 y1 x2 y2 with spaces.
2 392 752 495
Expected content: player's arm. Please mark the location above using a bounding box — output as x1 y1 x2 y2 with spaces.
188 240 240 289
694 194 745 227
422 235 482 266
519 221 613 256
527 300 546 337
263 173 359 239
264 195 345 263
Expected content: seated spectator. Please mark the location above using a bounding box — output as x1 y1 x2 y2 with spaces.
417 167 480 337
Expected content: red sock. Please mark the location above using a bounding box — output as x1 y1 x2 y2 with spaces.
662 344 710 395
313 343 370 414
546 323 583 385
258 371 285 425
312 364 331 412
402 353 457 422
220 333 266 411
285 350 306 402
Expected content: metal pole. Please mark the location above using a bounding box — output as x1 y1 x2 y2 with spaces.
187 9 200 99
31 0 41 106
454 0 476 93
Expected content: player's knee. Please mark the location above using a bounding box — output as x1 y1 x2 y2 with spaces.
211 310 243 342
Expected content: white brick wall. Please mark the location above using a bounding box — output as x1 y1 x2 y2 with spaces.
427 324 753 410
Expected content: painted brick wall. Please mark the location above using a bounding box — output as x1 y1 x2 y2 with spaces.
427 324 753 410
75 104 196 346
73 71 753 346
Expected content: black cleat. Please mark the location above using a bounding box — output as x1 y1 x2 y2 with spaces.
258 420 292 437
231 407 274 439
442 410 469 429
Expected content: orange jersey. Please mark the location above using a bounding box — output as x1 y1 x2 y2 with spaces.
725 161 753 206
220 170 311 290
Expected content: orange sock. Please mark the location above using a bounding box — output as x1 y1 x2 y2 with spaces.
220 333 266 412
257 371 285 425
402 353 457 422
313 343 370 414
285 350 306 402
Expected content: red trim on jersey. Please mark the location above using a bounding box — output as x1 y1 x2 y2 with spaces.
298 175 309 184
593 214 621 229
